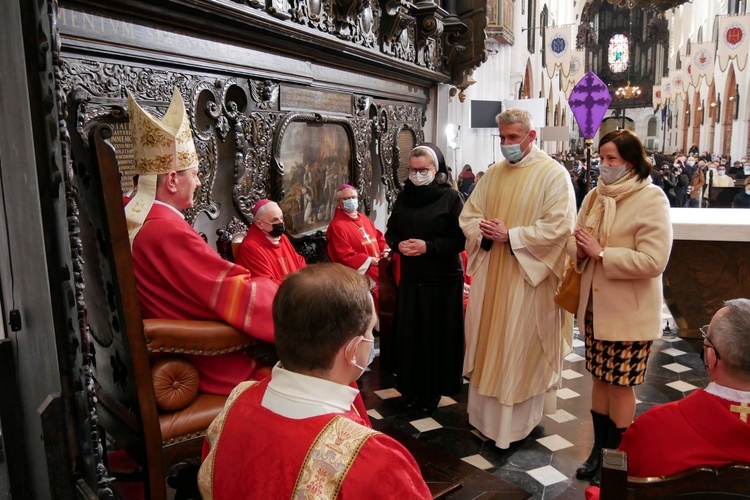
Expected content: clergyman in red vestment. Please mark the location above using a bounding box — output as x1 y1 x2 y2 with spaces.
125 89 278 396
198 264 430 499
235 199 306 284
586 298 750 499
326 185 389 311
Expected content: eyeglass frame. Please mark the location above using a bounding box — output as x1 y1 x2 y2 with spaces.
700 324 721 360
408 166 435 175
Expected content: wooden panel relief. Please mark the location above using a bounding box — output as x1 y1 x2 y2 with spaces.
376 103 424 210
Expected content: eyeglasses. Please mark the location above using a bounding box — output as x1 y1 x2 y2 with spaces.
700 324 721 360
408 167 433 175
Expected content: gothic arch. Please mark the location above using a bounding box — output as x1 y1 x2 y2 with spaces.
722 64 737 156
708 81 716 153
691 90 701 152
523 59 534 98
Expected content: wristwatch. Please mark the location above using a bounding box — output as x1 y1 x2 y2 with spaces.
598 249 604 260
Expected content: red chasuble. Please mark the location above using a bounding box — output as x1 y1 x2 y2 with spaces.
131 203 279 396
326 208 387 307
235 224 306 284
199 379 431 499
586 388 750 500
619 388 750 477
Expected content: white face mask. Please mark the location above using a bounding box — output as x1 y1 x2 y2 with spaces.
717 170 726 177
409 171 435 186
746 189 750 195
600 163 630 185
348 336 375 379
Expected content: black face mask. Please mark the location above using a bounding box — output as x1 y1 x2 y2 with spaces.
268 222 285 237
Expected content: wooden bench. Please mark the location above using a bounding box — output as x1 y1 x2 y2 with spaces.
600 448 750 499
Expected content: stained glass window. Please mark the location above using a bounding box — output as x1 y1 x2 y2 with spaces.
608 34 629 73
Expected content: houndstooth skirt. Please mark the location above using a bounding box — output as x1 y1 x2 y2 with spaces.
583 310 653 386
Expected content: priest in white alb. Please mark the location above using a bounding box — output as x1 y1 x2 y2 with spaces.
459 107 576 448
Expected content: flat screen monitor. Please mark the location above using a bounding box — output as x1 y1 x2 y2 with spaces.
471 100 503 128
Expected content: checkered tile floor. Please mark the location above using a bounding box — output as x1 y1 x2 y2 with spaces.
359 306 708 499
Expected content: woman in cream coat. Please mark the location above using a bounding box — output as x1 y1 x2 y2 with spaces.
568 130 672 485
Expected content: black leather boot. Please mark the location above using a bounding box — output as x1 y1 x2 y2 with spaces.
591 420 626 486
576 410 609 479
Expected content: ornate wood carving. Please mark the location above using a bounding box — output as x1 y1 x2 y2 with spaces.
42 0 116 496
334 0 381 48
60 61 233 223
381 1 416 62
232 110 280 219
376 103 425 210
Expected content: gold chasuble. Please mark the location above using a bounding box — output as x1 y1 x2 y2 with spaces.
460 145 576 448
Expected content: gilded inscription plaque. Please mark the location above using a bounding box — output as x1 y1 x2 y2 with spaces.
280 86 352 115
109 121 136 195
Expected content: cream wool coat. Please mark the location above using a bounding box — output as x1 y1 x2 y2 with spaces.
566 182 672 342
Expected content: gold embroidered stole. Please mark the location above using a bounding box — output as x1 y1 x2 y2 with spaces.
292 415 380 499
198 380 260 500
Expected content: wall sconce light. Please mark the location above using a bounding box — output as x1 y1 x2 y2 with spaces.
446 124 460 150
715 94 721 124
730 84 740 120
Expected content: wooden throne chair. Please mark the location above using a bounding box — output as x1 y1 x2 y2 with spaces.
71 122 268 499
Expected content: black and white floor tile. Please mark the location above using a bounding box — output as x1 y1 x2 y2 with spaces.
359 306 708 499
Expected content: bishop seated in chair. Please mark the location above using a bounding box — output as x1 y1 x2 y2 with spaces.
125 88 278 396
235 199 307 284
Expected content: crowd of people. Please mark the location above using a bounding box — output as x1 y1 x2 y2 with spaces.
560 148 750 209
124 88 748 497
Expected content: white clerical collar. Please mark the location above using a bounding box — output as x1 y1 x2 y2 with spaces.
153 199 185 219
262 363 358 419
705 381 750 403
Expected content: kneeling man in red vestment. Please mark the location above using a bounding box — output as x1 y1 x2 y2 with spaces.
198 263 431 499
235 199 306 284
586 298 750 499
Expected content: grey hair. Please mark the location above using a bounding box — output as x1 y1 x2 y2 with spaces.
496 107 534 131
712 298 750 378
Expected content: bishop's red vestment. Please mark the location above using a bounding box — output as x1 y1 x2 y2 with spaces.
586 386 750 500
326 208 387 308
198 373 430 499
235 224 306 284
131 202 278 396
619 387 750 477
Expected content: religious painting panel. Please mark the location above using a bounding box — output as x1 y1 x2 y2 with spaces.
274 117 353 236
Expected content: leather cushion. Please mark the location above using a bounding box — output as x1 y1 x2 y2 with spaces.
152 356 199 412
159 393 227 444
143 318 254 355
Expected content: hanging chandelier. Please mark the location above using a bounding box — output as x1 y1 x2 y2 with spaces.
606 0 691 11
616 81 642 99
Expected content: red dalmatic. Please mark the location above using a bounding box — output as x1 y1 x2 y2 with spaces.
235 224 306 284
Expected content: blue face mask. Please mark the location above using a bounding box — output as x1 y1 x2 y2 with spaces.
500 130 531 162
342 198 358 213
